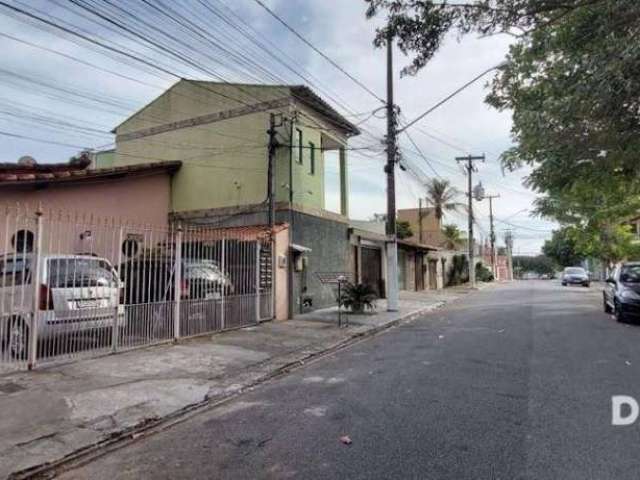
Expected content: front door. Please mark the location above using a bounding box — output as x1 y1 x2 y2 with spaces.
361 247 383 297
429 260 438 289
415 253 425 290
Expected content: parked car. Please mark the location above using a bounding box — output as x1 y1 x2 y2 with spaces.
119 256 234 305
561 267 590 287
603 262 640 322
0 254 124 359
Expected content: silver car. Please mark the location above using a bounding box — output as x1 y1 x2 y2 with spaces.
561 266 590 287
0 254 125 359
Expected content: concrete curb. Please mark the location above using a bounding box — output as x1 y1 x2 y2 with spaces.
10 298 454 479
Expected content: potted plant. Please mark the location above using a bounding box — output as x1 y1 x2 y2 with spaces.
338 282 377 313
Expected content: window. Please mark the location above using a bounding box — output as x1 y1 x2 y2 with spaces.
47 257 118 288
11 229 34 253
296 128 303 164
0 255 31 286
309 142 315 174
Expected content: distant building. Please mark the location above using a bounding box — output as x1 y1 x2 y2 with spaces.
397 207 447 248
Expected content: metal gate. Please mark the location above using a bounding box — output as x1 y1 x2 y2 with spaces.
0 205 274 372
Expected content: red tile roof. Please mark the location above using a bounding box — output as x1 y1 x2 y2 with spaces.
0 160 181 186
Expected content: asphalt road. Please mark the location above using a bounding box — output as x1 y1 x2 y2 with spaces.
61 281 640 480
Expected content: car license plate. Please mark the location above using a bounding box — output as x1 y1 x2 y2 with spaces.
75 299 100 309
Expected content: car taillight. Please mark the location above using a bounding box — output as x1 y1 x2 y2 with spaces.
39 284 53 310
180 279 190 299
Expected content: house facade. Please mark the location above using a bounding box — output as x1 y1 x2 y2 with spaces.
0 156 180 263
110 80 359 316
348 220 443 293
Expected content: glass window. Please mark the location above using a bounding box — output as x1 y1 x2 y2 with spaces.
47 257 117 288
564 267 585 275
296 128 303 164
309 142 315 174
11 229 34 253
621 265 640 283
0 255 31 286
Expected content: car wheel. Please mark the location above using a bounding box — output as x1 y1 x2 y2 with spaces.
584 283 590 288
614 301 626 323
603 295 612 314
4 317 29 360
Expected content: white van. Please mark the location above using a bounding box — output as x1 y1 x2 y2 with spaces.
0 254 125 359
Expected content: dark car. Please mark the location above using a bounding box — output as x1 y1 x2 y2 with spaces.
561 267 590 287
603 262 640 322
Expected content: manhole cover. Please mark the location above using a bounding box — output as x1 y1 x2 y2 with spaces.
0 382 26 394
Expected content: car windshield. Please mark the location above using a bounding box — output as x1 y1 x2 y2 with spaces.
47 258 117 288
565 268 585 275
620 265 640 283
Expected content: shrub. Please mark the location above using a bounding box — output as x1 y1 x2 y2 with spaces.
338 282 377 313
447 254 469 286
476 262 494 282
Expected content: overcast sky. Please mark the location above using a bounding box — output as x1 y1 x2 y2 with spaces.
0 0 555 254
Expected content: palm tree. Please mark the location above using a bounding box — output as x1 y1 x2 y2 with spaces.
442 224 463 250
424 179 464 222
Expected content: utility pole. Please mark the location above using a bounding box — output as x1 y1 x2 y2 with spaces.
267 113 282 228
504 230 514 281
418 198 424 244
486 194 500 278
456 154 485 288
385 31 399 312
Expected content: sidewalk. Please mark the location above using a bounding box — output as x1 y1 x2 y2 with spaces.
0 287 474 479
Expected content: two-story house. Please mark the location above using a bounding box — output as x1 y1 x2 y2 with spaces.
110 79 360 315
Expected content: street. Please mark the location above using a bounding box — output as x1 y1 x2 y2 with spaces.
60 281 640 480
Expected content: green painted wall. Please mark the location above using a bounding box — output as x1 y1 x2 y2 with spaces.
113 80 348 215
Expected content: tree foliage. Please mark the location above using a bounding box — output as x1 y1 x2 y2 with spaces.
397 220 414 239
424 178 464 221
366 0 640 264
542 227 583 267
513 255 556 276
442 223 463 250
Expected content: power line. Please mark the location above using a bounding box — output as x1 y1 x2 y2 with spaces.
398 62 506 134
251 0 385 104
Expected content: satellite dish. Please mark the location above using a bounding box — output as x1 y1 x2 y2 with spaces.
17 155 37 166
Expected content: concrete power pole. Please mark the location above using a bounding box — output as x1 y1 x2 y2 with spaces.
504 230 514 281
456 154 485 288
418 198 424 244
486 194 500 278
385 32 399 312
267 113 282 228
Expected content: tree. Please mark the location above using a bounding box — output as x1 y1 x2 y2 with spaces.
396 220 413 239
542 227 584 268
512 255 556 276
366 1 640 264
424 179 464 222
441 224 463 250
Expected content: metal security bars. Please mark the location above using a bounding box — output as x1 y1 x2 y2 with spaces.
0 206 274 373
